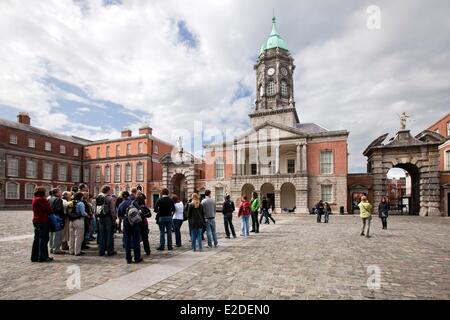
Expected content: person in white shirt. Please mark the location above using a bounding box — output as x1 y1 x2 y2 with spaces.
172 195 185 247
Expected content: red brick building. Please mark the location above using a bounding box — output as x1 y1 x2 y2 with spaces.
0 112 175 208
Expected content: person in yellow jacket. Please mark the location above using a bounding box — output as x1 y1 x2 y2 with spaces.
358 196 373 238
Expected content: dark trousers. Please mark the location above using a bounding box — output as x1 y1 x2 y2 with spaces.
380 217 388 229
98 216 114 255
260 209 276 224
31 223 49 262
173 219 183 246
141 223 150 254
316 213 322 223
158 216 173 249
123 219 141 262
251 211 259 232
223 212 236 238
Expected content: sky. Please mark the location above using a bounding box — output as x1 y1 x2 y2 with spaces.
0 0 449 172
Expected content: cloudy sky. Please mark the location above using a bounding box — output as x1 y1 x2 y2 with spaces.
0 0 449 172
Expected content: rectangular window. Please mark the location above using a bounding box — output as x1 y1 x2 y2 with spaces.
43 162 53 180
106 146 110 157
447 121 450 137
114 165 121 182
446 150 450 171
138 142 143 154
26 159 37 178
125 165 132 182
72 166 80 183
73 148 79 157
116 145 120 157
96 147 101 158
215 187 224 204
287 159 295 174
9 134 17 144
83 167 90 183
105 166 111 183
136 163 144 181
6 182 19 199
321 185 332 203
215 160 224 179
320 150 333 174
28 138 35 148
60 145 66 154
251 163 257 175
58 164 67 181
153 144 159 154
7 157 19 176
126 143 131 155
95 167 101 183
45 142 52 151
25 184 35 200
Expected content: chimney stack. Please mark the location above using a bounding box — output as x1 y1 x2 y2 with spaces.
139 126 153 135
121 128 132 138
17 112 31 125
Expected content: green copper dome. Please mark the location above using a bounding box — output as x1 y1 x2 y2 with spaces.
260 16 289 54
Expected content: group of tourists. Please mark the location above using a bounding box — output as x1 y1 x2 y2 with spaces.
314 200 332 223
31 184 276 263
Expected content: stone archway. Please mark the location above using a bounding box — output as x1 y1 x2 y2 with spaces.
364 129 444 216
280 182 296 211
387 163 420 215
260 182 275 209
171 173 187 200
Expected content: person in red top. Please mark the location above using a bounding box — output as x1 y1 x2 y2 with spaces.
31 186 53 262
238 195 252 238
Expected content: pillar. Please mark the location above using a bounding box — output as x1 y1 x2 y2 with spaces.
275 146 280 174
296 143 301 173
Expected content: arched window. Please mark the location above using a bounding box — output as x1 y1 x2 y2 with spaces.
6 182 20 199
267 81 276 96
136 163 144 181
281 80 288 97
259 84 264 98
114 164 121 183
57 185 67 192
215 158 224 179
25 183 36 200
43 184 52 197
105 165 111 183
125 164 132 182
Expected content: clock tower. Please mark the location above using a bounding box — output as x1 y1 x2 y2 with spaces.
250 17 299 128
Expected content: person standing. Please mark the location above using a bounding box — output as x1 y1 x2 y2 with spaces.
222 195 236 239
96 185 117 256
172 195 184 247
202 190 218 248
48 188 65 254
154 188 175 250
187 193 205 252
69 192 88 256
238 195 251 238
323 202 331 223
260 196 276 224
378 197 389 230
61 191 72 251
137 195 151 256
358 196 373 238
118 191 142 263
315 200 324 223
31 186 53 262
250 192 260 233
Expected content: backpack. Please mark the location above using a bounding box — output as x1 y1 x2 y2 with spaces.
127 202 142 226
96 194 110 217
242 201 251 216
48 213 63 232
67 200 81 221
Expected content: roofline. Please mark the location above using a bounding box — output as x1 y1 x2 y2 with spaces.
427 113 450 130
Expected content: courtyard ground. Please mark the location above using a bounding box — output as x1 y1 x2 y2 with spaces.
0 210 449 300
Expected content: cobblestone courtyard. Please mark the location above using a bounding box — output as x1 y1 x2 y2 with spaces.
0 211 449 300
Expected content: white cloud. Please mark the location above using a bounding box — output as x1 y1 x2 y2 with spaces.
0 0 449 171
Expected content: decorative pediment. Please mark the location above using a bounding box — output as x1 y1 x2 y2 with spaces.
415 129 446 144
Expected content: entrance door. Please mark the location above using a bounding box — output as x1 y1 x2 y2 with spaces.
266 193 275 210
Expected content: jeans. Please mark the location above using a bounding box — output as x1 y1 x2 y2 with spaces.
206 217 218 247
241 216 250 237
49 230 62 251
173 219 183 246
31 223 49 262
361 217 372 236
191 228 203 251
223 213 236 238
251 211 259 232
380 217 388 229
158 216 173 249
260 209 276 224
323 211 330 223
123 219 141 262
316 213 322 223
98 216 114 255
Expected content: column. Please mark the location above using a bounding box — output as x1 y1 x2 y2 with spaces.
301 144 307 173
274 190 281 214
275 145 280 174
232 145 237 175
296 143 301 173
256 143 260 175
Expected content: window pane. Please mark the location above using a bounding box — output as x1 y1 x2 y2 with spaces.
26 159 37 178
10 135 17 144
28 138 35 148
215 159 224 179
95 167 101 182
60 145 66 154
6 182 19 199
74 148 79 156
321 185 332 202
281 81 288 96
83 167 90 182
267 81 275 96
215 187 224 203
125 165 132 181
138 143 143 154
136 164 144 181
72 167 80 183
58 165 67 181
25 184 35 199
44 163 53 180
447 151 450 170
7 158 19 176
45 142 51 151
105 166 111 182
287 159 295 173
320 151 333 174
115 165 121 182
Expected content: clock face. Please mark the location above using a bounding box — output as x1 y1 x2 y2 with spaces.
267 67 275 76
281 67 288 76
